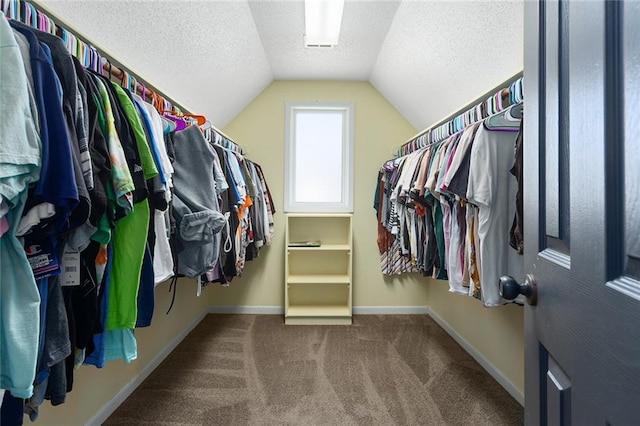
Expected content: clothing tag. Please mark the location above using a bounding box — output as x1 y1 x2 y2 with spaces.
25 234 61 280
62 245 81 286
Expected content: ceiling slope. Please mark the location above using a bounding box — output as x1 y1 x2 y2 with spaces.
249 0 400 80
37 0 524 135
370 0 524 131
39 0 273 128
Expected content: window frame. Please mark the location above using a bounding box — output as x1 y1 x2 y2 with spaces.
284 101 354 213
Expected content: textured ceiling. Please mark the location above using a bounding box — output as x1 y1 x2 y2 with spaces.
370 0 524 131
249 0 401 80
38 0 523 131
38 0 273 128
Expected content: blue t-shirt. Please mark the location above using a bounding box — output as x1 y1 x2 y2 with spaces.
10 21 79 231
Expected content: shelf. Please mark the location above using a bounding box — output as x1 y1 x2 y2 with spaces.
285 316 352 325
286 213 352 218
285 214 352 326
287 244 351 251
286 305 351 318
287 274 350 284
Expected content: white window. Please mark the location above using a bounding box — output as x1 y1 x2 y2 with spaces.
285 101 354 212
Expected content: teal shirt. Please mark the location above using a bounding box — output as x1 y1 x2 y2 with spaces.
0 15 43 398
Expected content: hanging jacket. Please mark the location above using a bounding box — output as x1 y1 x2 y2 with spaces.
171 125 225 278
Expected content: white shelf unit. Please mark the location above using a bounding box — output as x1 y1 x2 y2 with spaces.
285 214 352 325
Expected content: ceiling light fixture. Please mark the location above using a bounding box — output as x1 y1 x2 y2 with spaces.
304 0 345 48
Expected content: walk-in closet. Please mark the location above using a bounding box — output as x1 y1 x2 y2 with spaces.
2 0 639 425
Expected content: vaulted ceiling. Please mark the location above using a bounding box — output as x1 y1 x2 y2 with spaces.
39 0 523 132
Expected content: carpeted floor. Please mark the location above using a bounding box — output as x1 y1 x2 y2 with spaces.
105 315 523 425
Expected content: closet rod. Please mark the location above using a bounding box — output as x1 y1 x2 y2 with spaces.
26 0 242 152
399 71 524 148
27 0 188 112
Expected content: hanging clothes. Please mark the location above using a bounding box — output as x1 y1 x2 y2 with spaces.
0 6 276 418
465 124 522 306
171 125 226 278
375 111 524 307
0 13 42 399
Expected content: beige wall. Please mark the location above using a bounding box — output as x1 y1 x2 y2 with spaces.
209 80 428 307
37 279 209 425
213 79 524 399
428 281 525 398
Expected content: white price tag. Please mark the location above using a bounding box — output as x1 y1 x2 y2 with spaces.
62 245 81 286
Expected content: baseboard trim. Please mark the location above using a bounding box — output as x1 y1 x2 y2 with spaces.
353 306 430 314
85 309 209 426
428 309 525 406
207 306 430 315
208 305 284 314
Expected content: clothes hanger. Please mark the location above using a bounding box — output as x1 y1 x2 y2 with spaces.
121 69 129 89
84 44 91 69
162 111 187 131
161 109 207 127
161 105 201 128
127 74 134 93
484 82 524 130
188 114 207 126
25 2 37 28
1 1 11 18
70 31 76 57
161 118 176 134
49 15 55 34
22 0 29 23
94 49 101 73
103 58 112 79
132 77 139 98
78 38 86 66
200 120 212 131
4 0 18 20
91 48 99 73
147 89 176 133
506 102 523 120
484 102 522 130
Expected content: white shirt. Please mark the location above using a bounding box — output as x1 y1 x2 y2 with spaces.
153 209 174 285
133 94 174 190
447 202 467 295
466 124 522 307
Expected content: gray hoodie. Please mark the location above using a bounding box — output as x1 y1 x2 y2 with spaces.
171 125 225 278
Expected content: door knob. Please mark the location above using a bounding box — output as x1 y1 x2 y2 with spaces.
499 274 538 305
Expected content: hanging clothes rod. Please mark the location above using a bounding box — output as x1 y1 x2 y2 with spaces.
5 0 243 154
102 62 242 154
395 71 524 156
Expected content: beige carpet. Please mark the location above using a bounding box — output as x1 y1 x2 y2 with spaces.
105 315 523 425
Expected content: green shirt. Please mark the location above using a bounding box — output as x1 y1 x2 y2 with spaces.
106 84 156 331
111 83 158 180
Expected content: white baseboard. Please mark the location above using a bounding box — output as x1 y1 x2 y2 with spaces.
207 306 430 315
352 306 430 314
427 309 525 406
208 305 284 314
85 309 209 426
